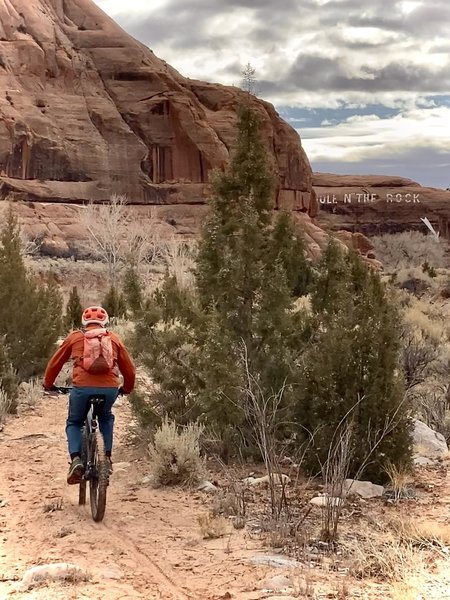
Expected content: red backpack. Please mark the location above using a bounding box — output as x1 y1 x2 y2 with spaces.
82 328 114 374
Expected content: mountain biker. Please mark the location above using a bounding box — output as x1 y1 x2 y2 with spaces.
43 306 136 485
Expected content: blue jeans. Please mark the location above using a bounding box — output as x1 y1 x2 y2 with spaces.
66 387 119 456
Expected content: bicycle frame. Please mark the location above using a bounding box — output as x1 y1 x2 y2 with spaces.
83 399 103 483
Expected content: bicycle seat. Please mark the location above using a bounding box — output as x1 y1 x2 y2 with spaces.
88 394 106 404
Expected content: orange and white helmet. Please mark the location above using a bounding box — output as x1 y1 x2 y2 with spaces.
82 306 109 327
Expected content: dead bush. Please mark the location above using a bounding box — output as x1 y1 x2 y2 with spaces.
149 417 204 486
372 231 446 272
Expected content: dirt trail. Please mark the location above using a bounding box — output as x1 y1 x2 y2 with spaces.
0 397 266 600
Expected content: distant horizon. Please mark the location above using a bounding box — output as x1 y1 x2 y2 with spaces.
97 0 450 190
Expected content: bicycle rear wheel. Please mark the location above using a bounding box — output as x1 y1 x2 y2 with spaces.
89 429 109 522
78 426 88 506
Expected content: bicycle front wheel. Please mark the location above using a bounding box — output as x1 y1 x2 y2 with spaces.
89 429 109 522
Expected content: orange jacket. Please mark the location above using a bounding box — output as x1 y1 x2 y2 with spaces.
43 325 136 393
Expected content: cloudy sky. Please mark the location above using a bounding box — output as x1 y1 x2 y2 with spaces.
96 0 450 188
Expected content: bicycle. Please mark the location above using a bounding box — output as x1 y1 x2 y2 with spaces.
53 387 112 522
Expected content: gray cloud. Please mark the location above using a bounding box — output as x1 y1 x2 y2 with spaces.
312 147 450 189
109 0 450 98
276 54 450 93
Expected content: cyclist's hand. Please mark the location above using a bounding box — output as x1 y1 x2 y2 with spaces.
43 385 59 395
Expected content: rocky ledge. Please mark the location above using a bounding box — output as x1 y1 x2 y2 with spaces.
314 173 450 238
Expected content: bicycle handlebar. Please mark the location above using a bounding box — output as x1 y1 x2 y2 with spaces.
43 386 71 395
44 386 126 396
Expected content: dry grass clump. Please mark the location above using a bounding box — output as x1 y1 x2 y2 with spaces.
0 388 12 422
384 462 414 502
18 378 43 408
349 514 449 597
149 417 204 486
391 516 450 550
197 511 228 539
350 533 419 581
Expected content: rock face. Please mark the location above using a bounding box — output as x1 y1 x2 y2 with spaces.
0 0 314 214
314 173 450 238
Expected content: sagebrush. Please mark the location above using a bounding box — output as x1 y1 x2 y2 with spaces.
149 418 204 485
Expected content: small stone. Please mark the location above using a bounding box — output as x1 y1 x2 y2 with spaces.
19 563 89 591
113 462 131 470
413 419 448 458
140 475 154 485
260 574 292 591
309 496 342 508
55 526 73 538
414 456 435 467
197 480 218 493
100 565 123 580
344 479 384 499
250 554 301 568
243 474 291 487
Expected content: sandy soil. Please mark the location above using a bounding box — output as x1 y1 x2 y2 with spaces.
1 396 450 600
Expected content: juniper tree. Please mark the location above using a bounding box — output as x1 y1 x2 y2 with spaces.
296 243 412 480
0 208 63 380
65 286 83 331
133 106 311 452
123 266 144 316
102 285 127 320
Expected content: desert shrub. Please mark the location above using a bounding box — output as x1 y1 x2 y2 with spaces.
0 339 18 410
400 322 440 390
149 418 204 486
371 231 446 271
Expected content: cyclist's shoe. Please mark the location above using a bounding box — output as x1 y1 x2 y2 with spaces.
67 457 85 485
106 457 113 476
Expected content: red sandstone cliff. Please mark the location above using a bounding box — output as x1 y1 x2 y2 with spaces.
0 0 314 215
